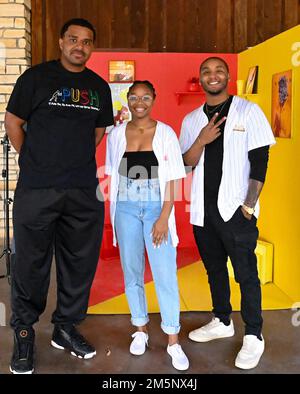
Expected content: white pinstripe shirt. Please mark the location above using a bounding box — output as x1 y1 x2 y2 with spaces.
179 95 276 227
105 121 186 246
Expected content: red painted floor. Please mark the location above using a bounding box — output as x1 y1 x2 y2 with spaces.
89 246 199 306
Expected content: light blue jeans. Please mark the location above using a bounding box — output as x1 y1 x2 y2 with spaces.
115 175 180 335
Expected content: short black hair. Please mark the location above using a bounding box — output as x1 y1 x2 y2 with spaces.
60 18 96 42
200 57 229 73
127 80 156 98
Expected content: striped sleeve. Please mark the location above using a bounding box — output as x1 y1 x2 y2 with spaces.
179 115 194 154
105 130 113 176
246 104 276 151
165 128 186 182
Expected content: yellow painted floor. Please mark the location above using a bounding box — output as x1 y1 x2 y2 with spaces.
88 260 295 315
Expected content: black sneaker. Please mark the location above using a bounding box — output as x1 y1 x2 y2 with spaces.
10 327 35 374
51 324 96 359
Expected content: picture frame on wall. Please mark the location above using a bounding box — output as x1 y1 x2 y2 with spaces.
109 60 135 83
106 83 132 133
245 65 258 94
271 69 292 139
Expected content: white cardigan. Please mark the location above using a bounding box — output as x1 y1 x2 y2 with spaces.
179 96 276 227
105 121 186 247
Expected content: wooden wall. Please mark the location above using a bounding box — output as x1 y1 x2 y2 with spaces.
31 0 300 64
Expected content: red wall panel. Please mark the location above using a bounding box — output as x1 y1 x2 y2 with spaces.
87 52 237 306
88 52 237 250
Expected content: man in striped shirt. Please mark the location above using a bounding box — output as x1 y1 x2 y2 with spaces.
179 57 275 370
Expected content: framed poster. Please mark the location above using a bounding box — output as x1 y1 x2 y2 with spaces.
271 70 292 138
107 83 132 133
245 66 258 94
109 60 135 82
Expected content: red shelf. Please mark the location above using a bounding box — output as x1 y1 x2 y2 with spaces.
175 91 205 105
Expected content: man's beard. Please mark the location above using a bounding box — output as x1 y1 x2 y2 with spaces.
202 85 227 96
206 88 224 95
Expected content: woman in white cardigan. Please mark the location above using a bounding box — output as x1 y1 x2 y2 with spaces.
105 80 189 371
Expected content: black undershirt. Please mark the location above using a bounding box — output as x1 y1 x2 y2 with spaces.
118 151 159 179
204 96 233 207
203 96 269 208
248 147 269 182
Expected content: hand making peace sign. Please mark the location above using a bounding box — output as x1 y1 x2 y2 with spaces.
198 113 227 146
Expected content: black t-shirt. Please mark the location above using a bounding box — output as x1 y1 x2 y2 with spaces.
203 96 233 207
7 60 114 188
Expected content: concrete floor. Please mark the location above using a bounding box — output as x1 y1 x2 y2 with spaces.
0 263 299 375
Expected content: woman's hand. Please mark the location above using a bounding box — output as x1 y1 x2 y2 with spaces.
151 217 169 248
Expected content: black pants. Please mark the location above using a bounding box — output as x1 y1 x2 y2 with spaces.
193 204 262 337
11 187 104 329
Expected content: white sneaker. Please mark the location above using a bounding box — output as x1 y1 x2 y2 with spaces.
167 344 189 371
235 335 265 370
188 317 234 342
129 332 149 355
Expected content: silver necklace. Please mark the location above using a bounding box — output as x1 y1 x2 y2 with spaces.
205 97 230 119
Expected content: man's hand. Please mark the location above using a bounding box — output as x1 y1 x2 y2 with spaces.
241 206 252 220
182 113 227 167
198 113 227 146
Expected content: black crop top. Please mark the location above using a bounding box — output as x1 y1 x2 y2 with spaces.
118 151 159 179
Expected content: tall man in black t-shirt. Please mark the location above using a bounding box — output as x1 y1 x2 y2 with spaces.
5 18 114 374
180 57 275 370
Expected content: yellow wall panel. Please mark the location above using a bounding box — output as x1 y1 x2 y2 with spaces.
238 25 300 301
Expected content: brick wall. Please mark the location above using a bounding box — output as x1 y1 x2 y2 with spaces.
0 0 31 238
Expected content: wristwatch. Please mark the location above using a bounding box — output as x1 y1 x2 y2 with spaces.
242 204 255 215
